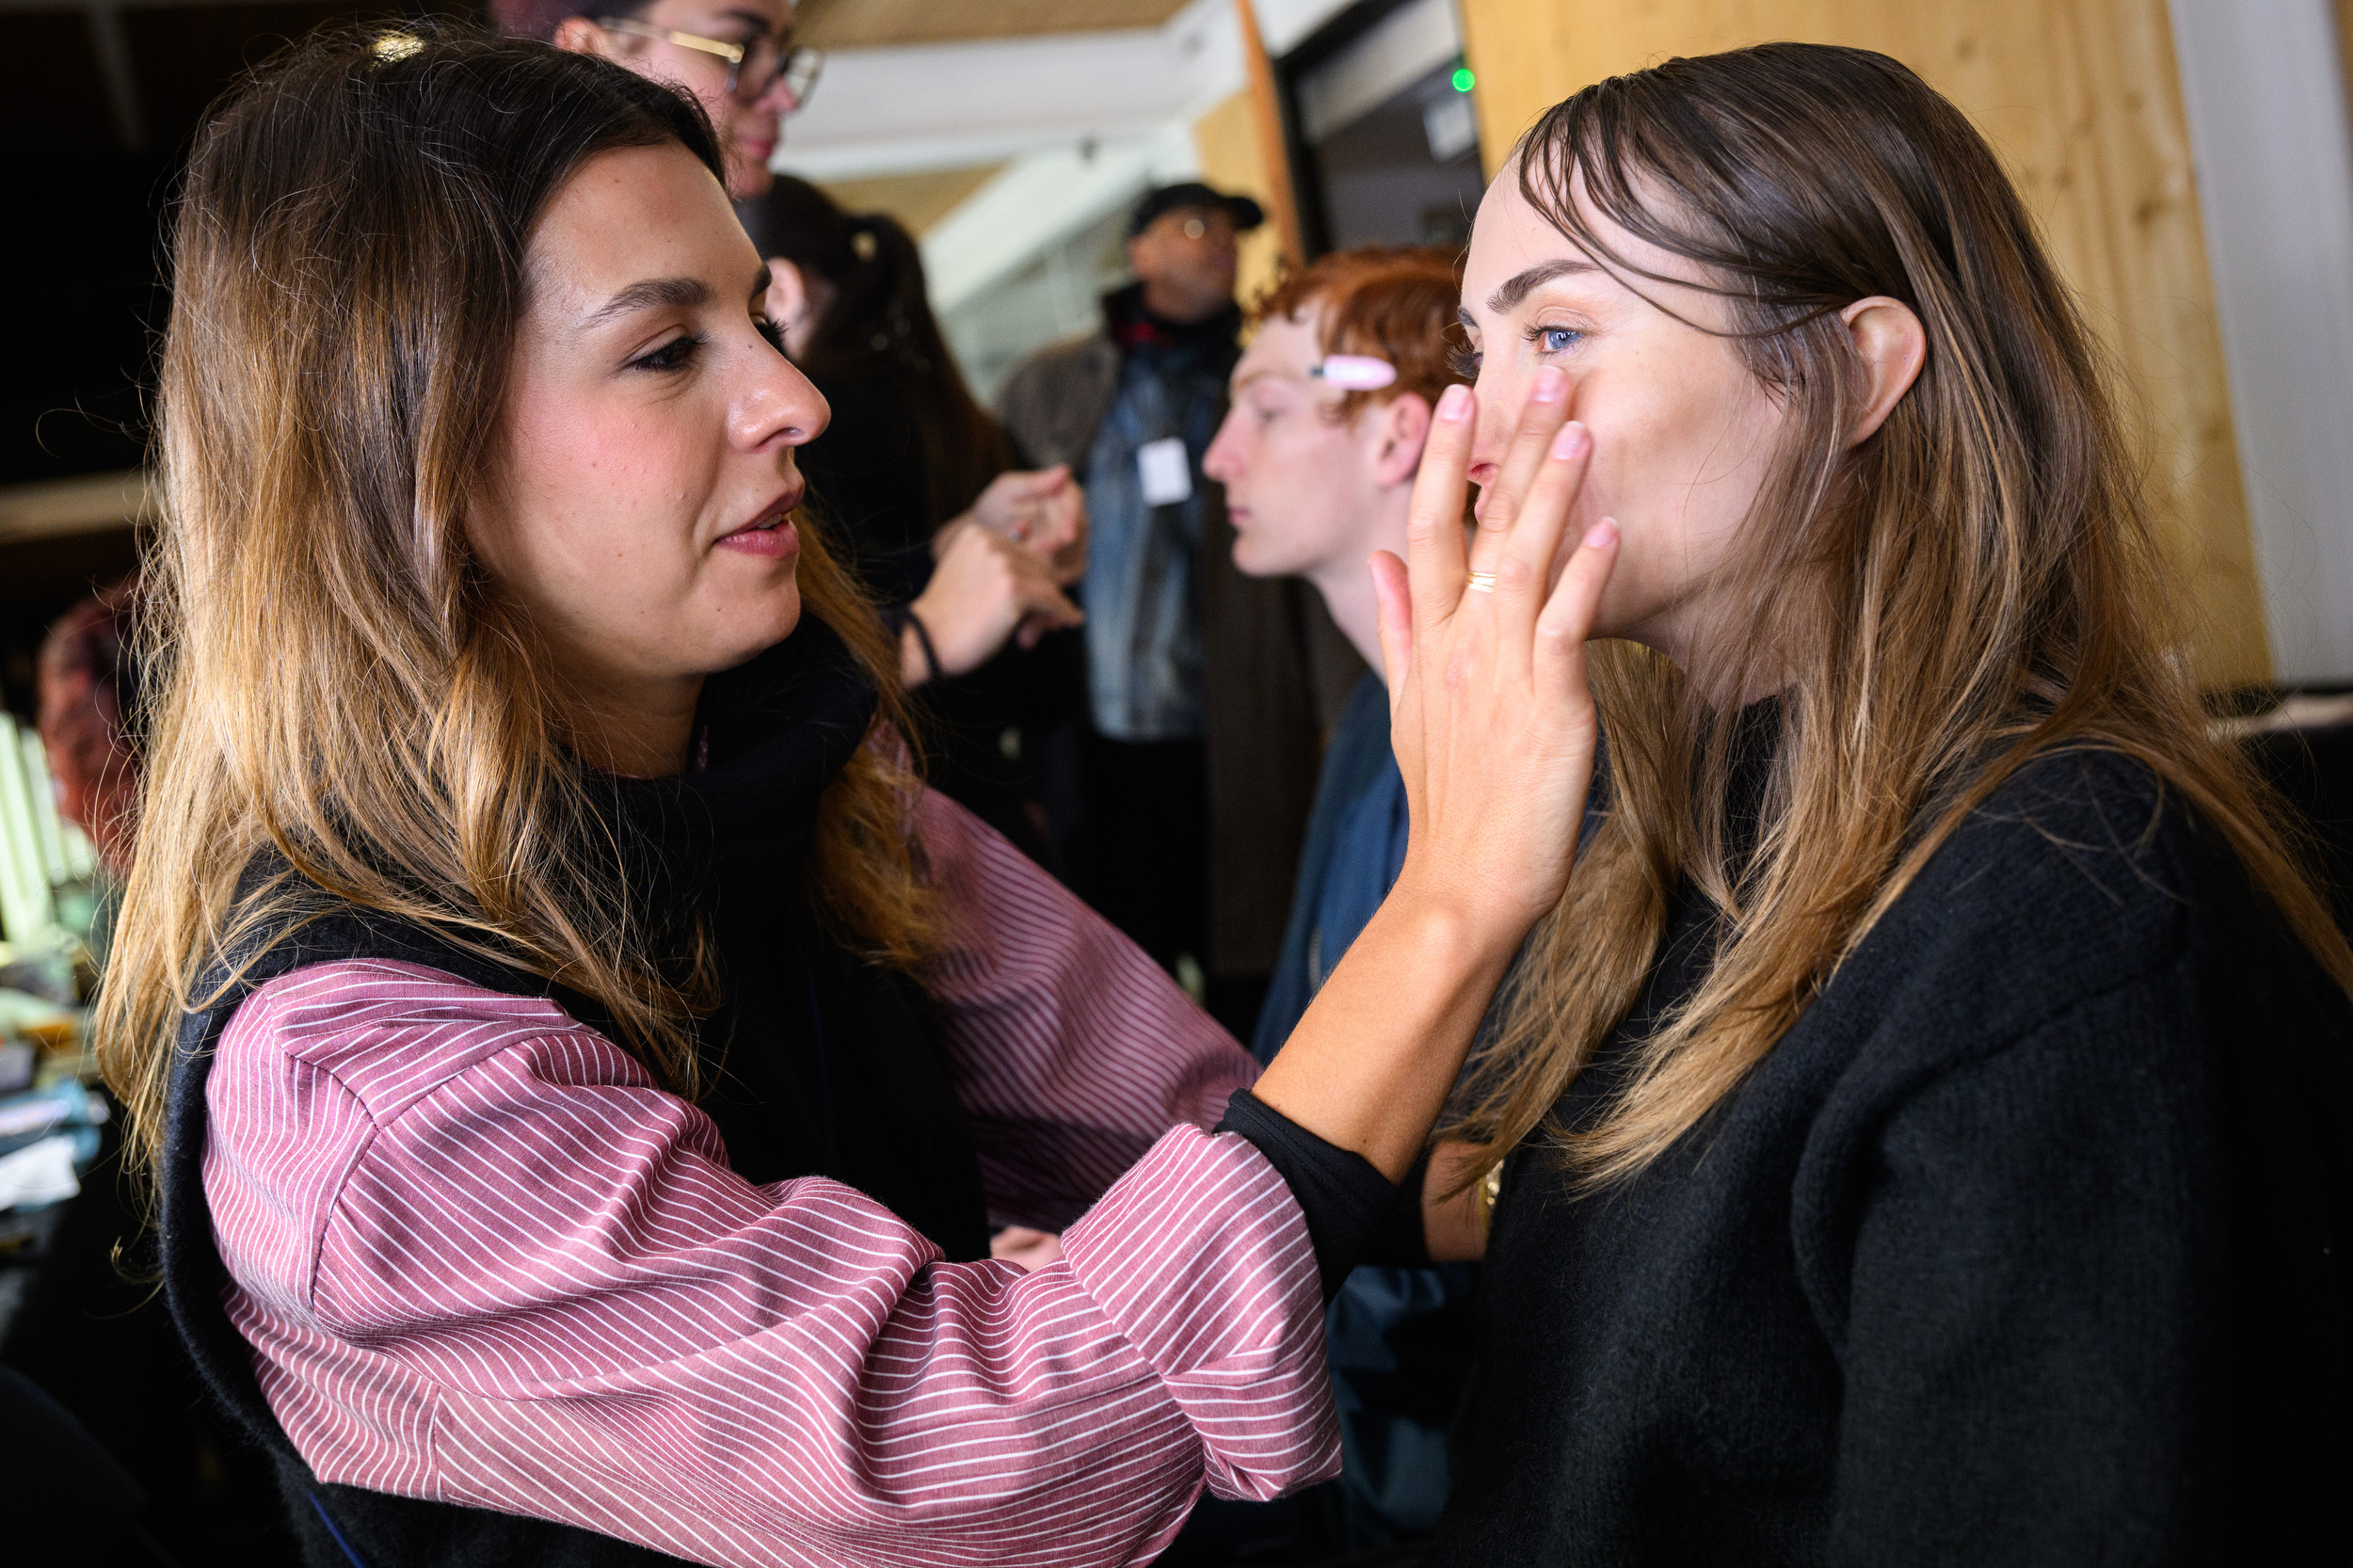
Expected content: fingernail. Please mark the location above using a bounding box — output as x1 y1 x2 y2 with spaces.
1583 519 1619 549
1532 367 1567 404
1550 421 1589 461
1436 384 1473 423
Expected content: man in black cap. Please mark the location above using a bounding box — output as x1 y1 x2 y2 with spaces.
999 182 1350 1036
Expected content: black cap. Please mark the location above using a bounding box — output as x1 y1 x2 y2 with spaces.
1128 181 1266 239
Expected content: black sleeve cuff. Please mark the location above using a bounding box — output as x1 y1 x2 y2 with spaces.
1215 1088 1406 1299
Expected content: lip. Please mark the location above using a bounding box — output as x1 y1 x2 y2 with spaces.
715 487 803 559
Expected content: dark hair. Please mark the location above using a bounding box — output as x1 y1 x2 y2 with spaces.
102 19 938 1174
738 175 1015 525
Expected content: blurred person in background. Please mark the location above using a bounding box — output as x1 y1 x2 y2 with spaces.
36 575 140 880
1199 246 1475 1558
999 182 1348 1033
741 175 1086 862
494 0 816 199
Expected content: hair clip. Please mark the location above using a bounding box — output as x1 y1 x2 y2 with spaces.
1310 355 1397 391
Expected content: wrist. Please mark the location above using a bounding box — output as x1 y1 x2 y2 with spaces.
1380 864 1537 972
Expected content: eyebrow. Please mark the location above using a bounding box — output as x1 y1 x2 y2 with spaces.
1486 258 1602 313
583 276 712 330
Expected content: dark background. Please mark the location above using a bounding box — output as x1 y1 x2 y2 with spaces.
0 1 466 720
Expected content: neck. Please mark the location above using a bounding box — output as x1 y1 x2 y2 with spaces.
567 672 705 777
1304 488 1414 680
1138 278 1224 327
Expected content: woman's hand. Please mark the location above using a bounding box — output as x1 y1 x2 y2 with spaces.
1251 374 1615 1178
1371 372 1616 948
902 521 1084 688
957 466 1088 586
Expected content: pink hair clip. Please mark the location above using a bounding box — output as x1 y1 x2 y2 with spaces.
1310 355 1398 391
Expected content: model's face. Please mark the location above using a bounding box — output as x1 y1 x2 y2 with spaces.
616 0 797 198
469 142 826 700
1205 311 1413 580
1458 167 1785 662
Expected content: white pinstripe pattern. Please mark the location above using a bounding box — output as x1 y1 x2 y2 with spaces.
204 792 1337 1565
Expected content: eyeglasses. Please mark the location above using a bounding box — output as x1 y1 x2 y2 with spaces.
595 17 825 106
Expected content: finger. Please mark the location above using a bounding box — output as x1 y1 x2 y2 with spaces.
1002 467 1067 498
1492 421 1593 683
1532 517 1619 716
1404 383 1476 637
1468 366 1572 577
1369 550 1412 706
1014 574 1084 627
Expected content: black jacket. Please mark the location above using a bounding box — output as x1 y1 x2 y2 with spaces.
1437 747 2353 1565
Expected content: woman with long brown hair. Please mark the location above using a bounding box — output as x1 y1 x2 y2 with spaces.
95 21 1615 1566
1401 40 2353 1562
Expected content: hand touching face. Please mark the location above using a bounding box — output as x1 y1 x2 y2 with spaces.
1455 168 1786 669
468 142 827 729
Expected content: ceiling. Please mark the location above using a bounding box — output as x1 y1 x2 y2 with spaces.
793 0 1193 52
818 163 1007 235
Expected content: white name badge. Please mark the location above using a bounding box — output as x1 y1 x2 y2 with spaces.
1136 437 1194 506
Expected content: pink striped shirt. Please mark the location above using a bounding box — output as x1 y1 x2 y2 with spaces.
204 790 1337 1565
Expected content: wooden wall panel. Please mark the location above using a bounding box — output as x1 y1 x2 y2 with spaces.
1193 89 1292 313
1453 0 2271 687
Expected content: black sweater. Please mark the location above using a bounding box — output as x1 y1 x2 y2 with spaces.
1435 748 2353 1565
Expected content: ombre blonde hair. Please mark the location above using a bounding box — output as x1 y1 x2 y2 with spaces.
97 23 934 1175
1443 44 2353 1190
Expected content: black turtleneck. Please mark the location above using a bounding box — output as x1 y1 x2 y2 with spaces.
1432 741 2353 1564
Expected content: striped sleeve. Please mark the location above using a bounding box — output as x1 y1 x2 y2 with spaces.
205 960 1337 1567
916 789 1262 1230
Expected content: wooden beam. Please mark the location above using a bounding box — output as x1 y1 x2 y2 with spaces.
1231 0 1304 270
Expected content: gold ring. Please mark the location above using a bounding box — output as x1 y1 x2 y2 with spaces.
1465 571 1497 593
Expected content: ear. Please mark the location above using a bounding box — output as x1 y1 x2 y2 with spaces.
763 258 810 328
1839 296 1926 447
551 15 616 59
1368 393 1433 488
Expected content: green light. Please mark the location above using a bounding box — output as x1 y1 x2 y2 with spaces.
1451 66 1475 92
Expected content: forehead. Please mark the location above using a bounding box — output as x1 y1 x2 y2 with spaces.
528 143 753 303
1462 163 1705 317
1236 311 1321 376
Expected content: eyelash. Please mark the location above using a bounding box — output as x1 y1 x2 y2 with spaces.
629 315 790 374
1448 325 1585 380
630 332 706 373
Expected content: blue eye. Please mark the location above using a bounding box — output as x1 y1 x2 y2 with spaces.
1530 326 1584 355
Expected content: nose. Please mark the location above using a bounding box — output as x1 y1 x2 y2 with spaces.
734 338 829 451
1203 406 1245 485
751 72 796 117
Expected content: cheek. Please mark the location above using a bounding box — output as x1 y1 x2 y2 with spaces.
491 385 711 604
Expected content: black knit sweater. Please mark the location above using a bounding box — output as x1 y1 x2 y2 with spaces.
1433 747 2353 1565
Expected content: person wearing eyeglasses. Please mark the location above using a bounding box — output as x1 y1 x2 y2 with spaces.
493 0 821 199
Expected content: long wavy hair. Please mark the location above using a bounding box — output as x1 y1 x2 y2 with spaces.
1443 43 2353 1190
97 22 934 1175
